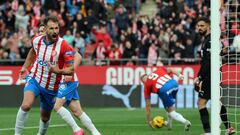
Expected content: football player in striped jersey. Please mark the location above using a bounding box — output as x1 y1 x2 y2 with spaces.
15 16 77 135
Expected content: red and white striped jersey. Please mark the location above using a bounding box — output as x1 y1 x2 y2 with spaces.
144 67 172 99
29 35 74 91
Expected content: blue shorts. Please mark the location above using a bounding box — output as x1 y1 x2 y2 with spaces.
57 81 79 106
158 79 178 108
24 76 57 111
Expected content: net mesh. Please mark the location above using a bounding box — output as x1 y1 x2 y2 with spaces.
220 0 240 134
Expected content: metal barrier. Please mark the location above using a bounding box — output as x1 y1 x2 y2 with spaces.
0 58 200 66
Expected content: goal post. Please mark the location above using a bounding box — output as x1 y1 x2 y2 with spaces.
211 0 221 134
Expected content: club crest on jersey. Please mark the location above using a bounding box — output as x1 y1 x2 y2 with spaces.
51 50 57 57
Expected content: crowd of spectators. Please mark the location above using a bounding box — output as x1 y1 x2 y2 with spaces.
219 0 240 64
0 0 213 65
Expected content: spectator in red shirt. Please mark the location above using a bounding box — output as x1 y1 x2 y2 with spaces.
92 25 113 51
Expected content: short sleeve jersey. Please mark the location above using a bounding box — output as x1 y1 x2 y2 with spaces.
144 67 172 99
30 35 74 91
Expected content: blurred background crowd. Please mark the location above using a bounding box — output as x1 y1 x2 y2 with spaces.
0 0 215 65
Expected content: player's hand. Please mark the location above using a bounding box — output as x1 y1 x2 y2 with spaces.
198 81 202 91
194 77 202 92
194 77 200 92
179 74 184 80
64 75 72 82
48 62 60 74
194 77 200 85
147 121 155 129
19 66 29 80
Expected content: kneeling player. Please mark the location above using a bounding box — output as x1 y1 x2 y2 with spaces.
141 67 191 130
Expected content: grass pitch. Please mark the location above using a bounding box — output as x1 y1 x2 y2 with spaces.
0 108 233 135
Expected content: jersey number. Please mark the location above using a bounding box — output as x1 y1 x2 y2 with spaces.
148 73 171 89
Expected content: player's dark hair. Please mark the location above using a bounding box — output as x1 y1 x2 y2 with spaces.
197 16 210 24
38 23 45 33
39 23 45 27
43 16 59 26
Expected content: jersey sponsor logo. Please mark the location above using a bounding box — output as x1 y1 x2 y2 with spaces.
37 58 48 66
37 58 57 66
102 85 137 109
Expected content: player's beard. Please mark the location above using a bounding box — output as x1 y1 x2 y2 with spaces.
47 33 58 42
51 33 58 41
199 30 207 36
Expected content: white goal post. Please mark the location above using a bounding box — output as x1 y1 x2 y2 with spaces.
211 0 221 134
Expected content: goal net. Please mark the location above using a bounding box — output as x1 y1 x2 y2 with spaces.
218 0 240 134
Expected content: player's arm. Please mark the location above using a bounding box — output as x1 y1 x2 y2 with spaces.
62 50 82 75
144 86 154 129
74 51 82 69
145 98 151 123
19 48 36 79
145 98 154 129
23 48 36 68
48 62 74 75
167 68 183 80
195 55 209 91
48 41 76 75
64 51 82 82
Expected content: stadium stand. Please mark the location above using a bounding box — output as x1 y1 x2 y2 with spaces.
0 0 212 65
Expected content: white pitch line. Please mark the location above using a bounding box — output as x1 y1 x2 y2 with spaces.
0 123 203 131
0 124 67 131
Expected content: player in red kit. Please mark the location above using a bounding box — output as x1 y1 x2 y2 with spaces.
141 67 191 130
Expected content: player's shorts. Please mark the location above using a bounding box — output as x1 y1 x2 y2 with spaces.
158 79 178 108
198 79 211 100
57 81 79 106
24 76 57 111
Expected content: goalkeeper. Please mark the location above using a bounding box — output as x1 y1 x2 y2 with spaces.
194 17 235 135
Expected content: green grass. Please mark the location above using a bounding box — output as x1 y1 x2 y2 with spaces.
0 108 237 135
